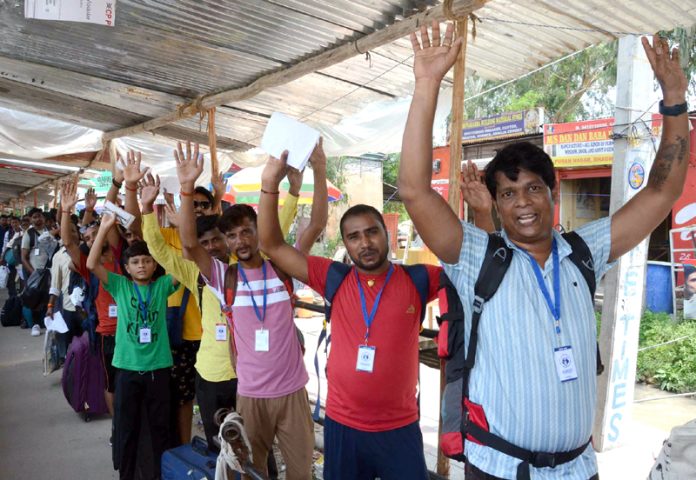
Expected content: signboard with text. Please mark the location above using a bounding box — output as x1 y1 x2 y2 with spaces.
462 109 543 144
25 0 116 26
544 118 615 167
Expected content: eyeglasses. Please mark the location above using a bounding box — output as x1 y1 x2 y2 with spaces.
193 201 211 209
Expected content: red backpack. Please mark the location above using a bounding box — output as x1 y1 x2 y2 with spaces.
436 231 603 479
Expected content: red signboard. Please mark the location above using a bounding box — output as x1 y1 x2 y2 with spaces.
671 117 696 264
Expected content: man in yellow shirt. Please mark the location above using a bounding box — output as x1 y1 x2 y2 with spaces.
141 175 302 452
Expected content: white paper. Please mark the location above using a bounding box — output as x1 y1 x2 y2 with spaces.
260 112 320 171
24 0 116 26
104 200 135 230
45 312 69 334
69 286 85 309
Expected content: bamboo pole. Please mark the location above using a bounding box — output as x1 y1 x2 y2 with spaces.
437 16 469 478
102 0 486 142
447 18 469 213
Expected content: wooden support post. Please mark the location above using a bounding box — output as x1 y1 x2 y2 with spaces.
447 18 469 213
438 16 469 478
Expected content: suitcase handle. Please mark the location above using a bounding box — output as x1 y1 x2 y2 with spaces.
191 436 210 457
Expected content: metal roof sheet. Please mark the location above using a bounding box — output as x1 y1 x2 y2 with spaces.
1 0 695 203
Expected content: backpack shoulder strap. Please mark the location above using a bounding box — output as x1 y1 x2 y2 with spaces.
463 233 513 397
269 260 295 302
180 288 191 321
562 231 604 375
223 263 238 307
562 231 596 298
323 261 352 323
402 264 430 324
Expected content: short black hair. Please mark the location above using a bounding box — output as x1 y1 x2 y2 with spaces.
339 204 386 238
122 240 153 264
196 215 221 238
28 207 44 217
218 204 256 234
194 186 214 205
484 142 556 198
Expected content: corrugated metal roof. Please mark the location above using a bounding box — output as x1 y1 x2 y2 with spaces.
1 0 695 203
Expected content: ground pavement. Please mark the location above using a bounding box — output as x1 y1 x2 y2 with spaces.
1 287 694 479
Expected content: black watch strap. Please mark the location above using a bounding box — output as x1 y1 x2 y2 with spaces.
659 100 688 116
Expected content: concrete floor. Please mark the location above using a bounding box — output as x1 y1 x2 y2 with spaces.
0 290 116 479
1 288 694 479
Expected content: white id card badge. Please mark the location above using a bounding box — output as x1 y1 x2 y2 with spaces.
356 345 376 373
139 327 152 344
255 329 269 352
554 346 578 382
34 248 40 256
108 304 118 317
215 324 227 342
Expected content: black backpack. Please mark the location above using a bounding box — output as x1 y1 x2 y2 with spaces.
437 231 602 480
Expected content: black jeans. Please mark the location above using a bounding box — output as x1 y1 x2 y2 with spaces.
114 368 170 480
465 462 599 480
194 372 238 452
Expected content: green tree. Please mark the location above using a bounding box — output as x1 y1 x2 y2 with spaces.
464 41 618 123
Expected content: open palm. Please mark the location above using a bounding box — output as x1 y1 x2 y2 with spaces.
175 141 203 185
411 21 462 83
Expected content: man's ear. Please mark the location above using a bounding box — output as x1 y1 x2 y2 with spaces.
550 184 560 205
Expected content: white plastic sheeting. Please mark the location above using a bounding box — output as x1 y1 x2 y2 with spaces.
0 107 102 159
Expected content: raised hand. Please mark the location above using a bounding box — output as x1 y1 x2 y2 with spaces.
641 35 688 104
410 21 462 84
60 178 79 212
123 150 148 185
174 141 204 187
164 203 181 228
261 151 289 191
113 154 125 185
100 212 117 231
286 164 304 197
139 172 161 207
211 169 226 196
309 137 327 170
85 187 97 211
459 160 492 214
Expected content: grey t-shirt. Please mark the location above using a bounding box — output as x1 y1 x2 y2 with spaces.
21 227 57 270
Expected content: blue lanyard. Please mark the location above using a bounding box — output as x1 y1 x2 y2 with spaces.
523 238 562 335
355 264 394 344
238 261 267 325
133 282 153 327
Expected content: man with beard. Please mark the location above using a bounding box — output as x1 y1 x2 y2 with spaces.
140 170 305 455
176 141 326 479
257 152 442 479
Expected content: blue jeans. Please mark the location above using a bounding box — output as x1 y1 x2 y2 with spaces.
323 415 428 480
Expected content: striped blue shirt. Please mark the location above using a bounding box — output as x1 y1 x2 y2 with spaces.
441 217 614 479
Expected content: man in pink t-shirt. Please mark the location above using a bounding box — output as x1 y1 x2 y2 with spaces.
175 142 315 479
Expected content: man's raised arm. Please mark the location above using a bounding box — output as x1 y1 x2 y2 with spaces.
296 139 328 254
60 179 82 266
609 35 690 261
258 152 309 284
398 21 464 264
176 142 213 280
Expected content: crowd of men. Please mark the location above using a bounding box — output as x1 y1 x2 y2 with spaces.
0 23 689 480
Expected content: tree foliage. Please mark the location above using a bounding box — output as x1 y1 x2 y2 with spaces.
464 41 618 123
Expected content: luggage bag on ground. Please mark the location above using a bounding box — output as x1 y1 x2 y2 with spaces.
1 296 22 327
161 436 241 480
61 332 108 420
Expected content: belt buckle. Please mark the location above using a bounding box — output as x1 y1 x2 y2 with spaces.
533 452 556 468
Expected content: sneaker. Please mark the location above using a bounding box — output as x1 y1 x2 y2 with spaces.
31 325 41 336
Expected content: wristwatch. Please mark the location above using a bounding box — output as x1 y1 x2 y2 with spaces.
659 100 688 116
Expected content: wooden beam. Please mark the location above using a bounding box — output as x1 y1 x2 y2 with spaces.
103 0 487 141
